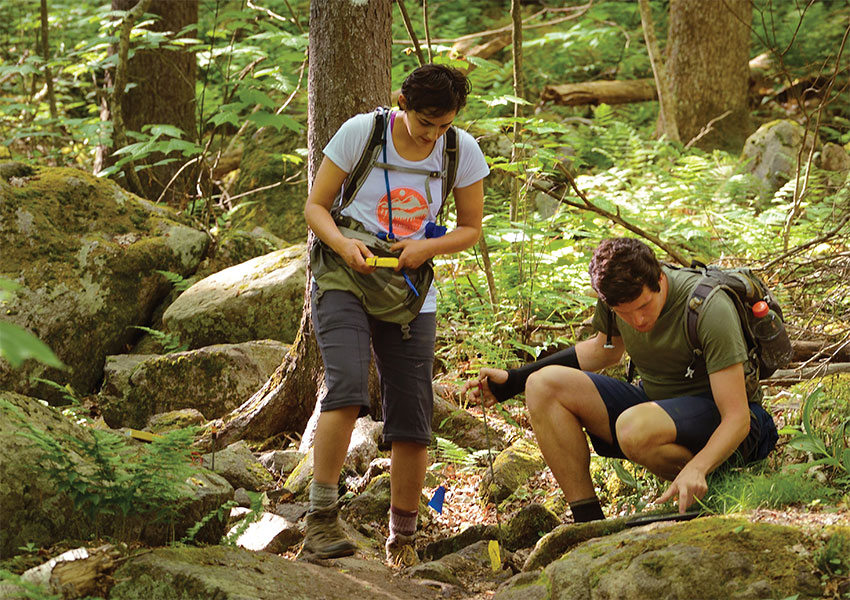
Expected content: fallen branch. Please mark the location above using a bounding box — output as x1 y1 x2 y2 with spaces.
515 165 690 266
766 362 850 384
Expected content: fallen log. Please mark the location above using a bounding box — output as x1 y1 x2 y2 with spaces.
0 544 122 599
540 79 658 106
791 339 850 363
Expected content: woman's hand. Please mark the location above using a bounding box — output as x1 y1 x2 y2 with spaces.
336 237 376 274
390 238 434 270
462 368 508 408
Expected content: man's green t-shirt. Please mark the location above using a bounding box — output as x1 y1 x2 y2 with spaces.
591 266 751 401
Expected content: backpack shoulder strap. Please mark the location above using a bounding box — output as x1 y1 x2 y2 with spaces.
334 108 389 218
435 125 459 221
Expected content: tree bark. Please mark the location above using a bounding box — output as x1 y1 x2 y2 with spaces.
209 0 393 449
638 0 679 143
666 0 752 151
110 0 198 203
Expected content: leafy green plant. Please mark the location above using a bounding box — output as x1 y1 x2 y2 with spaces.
432 436 489 472
0 279 63 370
129 326 188 354
154 270 192 293
0 569 60 600
3 399 196 540
780 386 850 487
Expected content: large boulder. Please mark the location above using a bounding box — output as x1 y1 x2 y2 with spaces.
741 119 819 196
0 166 209 401
161 244 306 349
108 545 430 600
98 339 288 429
497 517 829 600
0 392 233 557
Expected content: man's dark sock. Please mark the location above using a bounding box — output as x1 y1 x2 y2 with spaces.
569 497 605 523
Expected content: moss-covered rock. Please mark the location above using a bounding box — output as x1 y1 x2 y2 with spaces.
741 119 820 196
98 339 289 429
0 167 209 401
161 244 306 348
0 392 233 557
501 516 832 600
480 437 546 504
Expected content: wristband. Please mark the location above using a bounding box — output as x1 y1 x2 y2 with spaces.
486 345 580 402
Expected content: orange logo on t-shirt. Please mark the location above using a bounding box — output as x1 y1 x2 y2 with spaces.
376 188 428 236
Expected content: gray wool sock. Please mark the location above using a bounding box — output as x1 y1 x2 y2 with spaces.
309 481 338 511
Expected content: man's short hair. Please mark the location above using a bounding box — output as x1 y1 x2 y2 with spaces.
589 238 662 307
400 63 470 116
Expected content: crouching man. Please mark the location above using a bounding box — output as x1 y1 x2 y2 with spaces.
467 237 778 521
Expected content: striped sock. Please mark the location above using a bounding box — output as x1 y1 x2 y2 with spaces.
389 506 418 538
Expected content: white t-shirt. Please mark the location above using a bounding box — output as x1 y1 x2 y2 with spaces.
323 110 489 313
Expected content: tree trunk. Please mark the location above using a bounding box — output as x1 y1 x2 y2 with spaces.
110 0 198 204
666 0 752 151
209 0 393 449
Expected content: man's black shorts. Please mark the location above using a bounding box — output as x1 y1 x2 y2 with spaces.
585 372 778 465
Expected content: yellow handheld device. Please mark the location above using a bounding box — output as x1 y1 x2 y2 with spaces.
365 257 399 268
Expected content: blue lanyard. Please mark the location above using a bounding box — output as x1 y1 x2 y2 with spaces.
381 112 417 297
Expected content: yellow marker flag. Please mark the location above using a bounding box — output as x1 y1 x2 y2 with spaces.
488 539 501 571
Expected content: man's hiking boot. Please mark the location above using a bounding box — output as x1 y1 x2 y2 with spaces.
385 532 419 568
299 502 357 559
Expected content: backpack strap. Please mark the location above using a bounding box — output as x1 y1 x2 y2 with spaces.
684 277 718 379
440 126 459 217
333 108 389 220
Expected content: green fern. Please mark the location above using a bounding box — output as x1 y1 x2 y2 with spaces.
154 270 192 292
129 325 188 354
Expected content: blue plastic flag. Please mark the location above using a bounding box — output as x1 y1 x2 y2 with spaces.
428 485 446 514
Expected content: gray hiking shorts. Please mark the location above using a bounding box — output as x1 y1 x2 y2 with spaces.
311 284 436 446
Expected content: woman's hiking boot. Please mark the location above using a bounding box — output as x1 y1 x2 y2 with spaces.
385 532 419 568
300 502 357 559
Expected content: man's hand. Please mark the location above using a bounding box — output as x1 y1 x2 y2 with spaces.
462 368 508 408
656 464 707 513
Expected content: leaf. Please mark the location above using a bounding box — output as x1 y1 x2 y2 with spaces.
0 321 64 369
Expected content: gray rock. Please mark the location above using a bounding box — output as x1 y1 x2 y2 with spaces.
109 545 423 600
503 502 561 551
741 119 819 195
231 511 303 553
201 440 275 492
0 167 209 401
146 408 206 433
500 517 827 600
98 339 288 429
162 244 307 349
0 392 233 557
820 142 850 172
479 438 546 504
409 540 514 588
432 393 505 451
259 449 304 478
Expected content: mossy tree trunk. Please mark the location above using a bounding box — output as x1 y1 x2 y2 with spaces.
666 0 752 151
211 0 392 449
108 0 198 204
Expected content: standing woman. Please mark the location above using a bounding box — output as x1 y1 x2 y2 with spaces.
303 64 489 565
